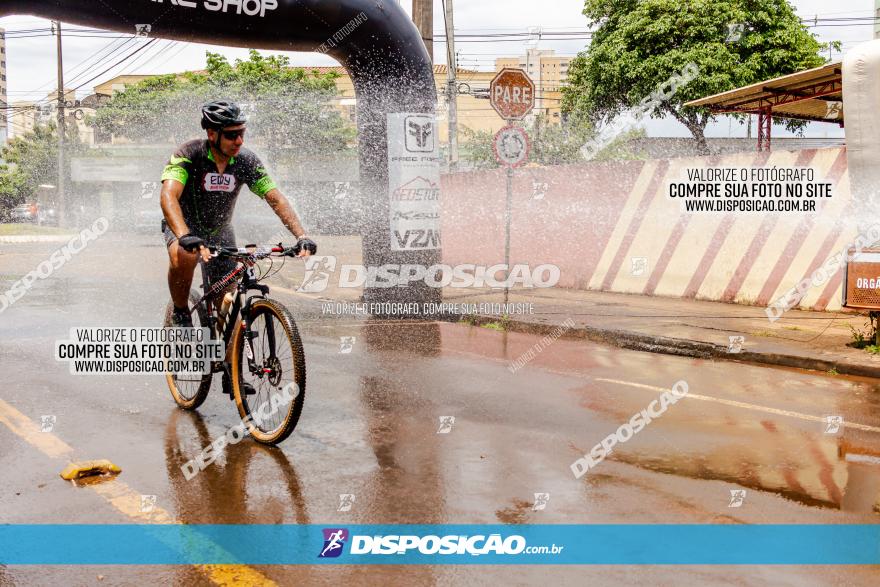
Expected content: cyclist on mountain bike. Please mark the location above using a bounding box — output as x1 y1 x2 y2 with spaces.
160 100 317 327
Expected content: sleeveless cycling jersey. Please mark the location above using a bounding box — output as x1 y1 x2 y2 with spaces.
161 139 277 236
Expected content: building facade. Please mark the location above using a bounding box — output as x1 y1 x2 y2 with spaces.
305 64 503 143
9 75 153 143
496 48 573 120
0 28 7 145
876 0 880 39
9 89 90 142
6 52 573 149
9 100 36 137
92 74 153 96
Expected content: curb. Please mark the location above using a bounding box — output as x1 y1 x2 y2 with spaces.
439 313 880 379
0 235 73 243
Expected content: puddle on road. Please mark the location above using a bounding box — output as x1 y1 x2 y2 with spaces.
147 319 880 522
448 323 880 515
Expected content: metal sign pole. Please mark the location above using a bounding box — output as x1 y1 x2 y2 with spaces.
55 21 66 228
503 119 513 307
493 124 530 310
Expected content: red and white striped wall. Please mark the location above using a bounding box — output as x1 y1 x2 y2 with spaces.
441 147 854 311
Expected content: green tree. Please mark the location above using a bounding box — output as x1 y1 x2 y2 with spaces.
459 127 499 170
0 122 81 214
531 114 595 165
459 114 640 168
587 128 649 161
92 50 355 153
562 0 826 153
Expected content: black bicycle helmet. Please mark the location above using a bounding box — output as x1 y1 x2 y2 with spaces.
200 100 247 130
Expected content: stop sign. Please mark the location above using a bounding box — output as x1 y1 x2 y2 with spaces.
490 68 535 120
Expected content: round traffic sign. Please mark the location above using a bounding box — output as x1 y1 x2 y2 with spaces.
493 126 530 168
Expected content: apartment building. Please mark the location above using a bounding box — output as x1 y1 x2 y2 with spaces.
305 64 504 142
876 0 880 39
0 28 7 144
495 48 573 120
10 89 96 143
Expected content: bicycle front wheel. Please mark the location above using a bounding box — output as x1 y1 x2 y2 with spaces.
230 298 306 445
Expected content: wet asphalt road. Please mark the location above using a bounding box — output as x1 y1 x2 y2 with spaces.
2 235 880 585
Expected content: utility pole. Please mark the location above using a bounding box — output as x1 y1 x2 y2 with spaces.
412 0 433 62
54 20 66 227
443 0 459 170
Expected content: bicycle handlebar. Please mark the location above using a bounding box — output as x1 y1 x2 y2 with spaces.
207 244 298 260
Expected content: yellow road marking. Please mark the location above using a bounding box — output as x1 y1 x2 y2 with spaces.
0 399 73 458
594 378 880 433
0 398 277 586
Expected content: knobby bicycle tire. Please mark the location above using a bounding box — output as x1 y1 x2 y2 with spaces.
230 298 306 445
163 291 214 410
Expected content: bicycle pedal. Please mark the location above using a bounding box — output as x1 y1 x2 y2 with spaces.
240 382 257 396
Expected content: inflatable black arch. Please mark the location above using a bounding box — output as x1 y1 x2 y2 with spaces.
0 0 441 306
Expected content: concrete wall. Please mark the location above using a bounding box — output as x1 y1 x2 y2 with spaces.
441 147 855 311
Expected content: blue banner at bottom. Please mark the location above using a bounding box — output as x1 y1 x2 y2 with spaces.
1 525 879 565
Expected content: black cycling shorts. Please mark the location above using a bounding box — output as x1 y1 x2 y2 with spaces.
161 220 238 285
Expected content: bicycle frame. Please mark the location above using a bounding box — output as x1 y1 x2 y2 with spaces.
196 255 275 390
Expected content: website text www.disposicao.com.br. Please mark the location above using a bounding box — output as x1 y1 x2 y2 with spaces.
318 529 564 560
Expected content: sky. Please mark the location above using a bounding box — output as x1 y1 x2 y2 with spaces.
0 0 875 139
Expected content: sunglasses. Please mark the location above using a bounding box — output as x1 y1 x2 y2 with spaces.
221 129 246 140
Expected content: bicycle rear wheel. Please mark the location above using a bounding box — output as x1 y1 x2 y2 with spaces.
163 291 214 410
230 298 306 445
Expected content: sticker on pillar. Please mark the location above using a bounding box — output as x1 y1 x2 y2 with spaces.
387 113 441 251
404 115 435 152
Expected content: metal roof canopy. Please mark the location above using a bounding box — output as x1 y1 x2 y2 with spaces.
684 62 843 151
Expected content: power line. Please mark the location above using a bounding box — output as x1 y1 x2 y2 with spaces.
72 38 158 91
0 10 875 35
2 27 125 36
13 34 140 98
145 42 192 72
119 39 177 76
2 14 880 40
64 37 138 87
27 35 133 96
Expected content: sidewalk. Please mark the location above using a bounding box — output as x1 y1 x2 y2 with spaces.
272 235 880 379
0 234 74 243
0 224 76 243
443 287 880 379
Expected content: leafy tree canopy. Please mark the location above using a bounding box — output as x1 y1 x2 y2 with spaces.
92 50 355 153
459 114 643 169
562 0 827 152
0 123 82 212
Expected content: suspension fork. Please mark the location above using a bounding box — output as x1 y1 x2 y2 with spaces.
239 268 273 375
241 309 277 380
264 308 278 360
